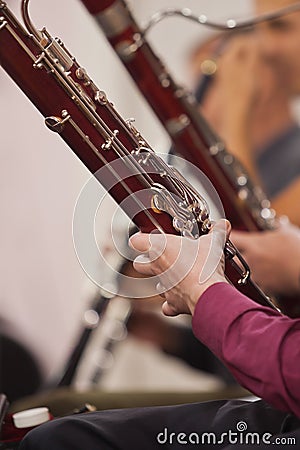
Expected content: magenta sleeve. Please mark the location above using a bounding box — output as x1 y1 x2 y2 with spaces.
192 282 300 417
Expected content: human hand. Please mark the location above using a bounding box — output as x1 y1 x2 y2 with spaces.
201 34 261 129
231 221 300 296
214 34 262 122
200 34 272 183
129 220 230 317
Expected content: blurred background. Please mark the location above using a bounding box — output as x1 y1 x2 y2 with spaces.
0 0 274 407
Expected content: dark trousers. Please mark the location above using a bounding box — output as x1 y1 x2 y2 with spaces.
19 399 300 449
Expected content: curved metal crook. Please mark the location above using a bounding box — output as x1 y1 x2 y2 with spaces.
143 2 300 35
21 0 41 39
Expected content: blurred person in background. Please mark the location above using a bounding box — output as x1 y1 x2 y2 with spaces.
229 0 300 285
0 327 42 402
128 18 300 385
19 217 300 449
193 30 300 224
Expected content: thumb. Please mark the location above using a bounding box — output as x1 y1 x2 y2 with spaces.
162 301 179 317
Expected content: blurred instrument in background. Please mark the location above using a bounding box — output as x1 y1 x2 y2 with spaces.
0 1 277 313
78 0 300 317
79 0 276 233
70 294 131 389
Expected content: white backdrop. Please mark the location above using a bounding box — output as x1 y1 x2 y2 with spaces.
1 0 251 382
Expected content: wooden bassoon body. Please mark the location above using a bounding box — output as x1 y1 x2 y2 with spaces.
0 1 279 311
78 0 300 316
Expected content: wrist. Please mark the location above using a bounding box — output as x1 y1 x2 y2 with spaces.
189 277 228 315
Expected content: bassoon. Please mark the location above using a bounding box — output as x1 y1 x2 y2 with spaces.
0 1 277 312
78 0 300 317
79 0 276 233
